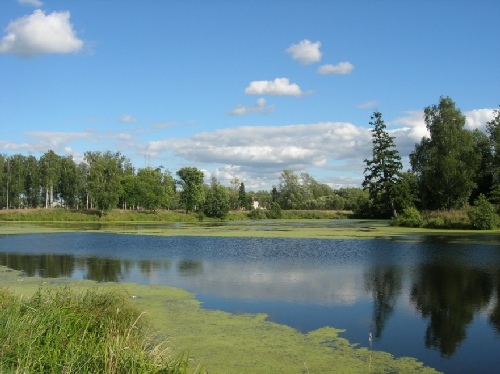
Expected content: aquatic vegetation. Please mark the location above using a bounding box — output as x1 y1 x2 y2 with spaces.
0 267 438 373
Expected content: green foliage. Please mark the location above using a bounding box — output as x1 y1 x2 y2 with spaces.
0 287 193 373
392 207 423 228
392 208 472 229
336 188 367 211
280 210 348 219
59 156 79 209
176 167 204 213
277 169 303 209
136 167 175 211
85 151 127 214
247 208 267 220
238 182 247 209
203 177 230 220
39 150 62 208
267 202 282 219
486 107 500 184
363 111 403 218
411 97 479 210
468 194 499 230
470 129 493 203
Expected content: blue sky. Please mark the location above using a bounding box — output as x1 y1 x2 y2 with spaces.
1 0 499 190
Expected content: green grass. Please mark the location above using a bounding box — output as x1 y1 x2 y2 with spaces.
0 285 198 373
0 208 349 223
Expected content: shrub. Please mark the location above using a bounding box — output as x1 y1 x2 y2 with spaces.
247 208 267 220
267 202 282 219
468 194 499 230
424 217 445 229
393 207 423 227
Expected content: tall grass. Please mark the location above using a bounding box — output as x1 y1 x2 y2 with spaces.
0 287 197 373
392 208 474 229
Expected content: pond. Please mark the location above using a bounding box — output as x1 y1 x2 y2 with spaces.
0 231 499 373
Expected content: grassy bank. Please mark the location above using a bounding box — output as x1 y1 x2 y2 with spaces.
0 284 195 373
0 267 438 373
0 208 348 223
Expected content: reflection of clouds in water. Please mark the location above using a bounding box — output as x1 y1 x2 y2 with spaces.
165 261 371 306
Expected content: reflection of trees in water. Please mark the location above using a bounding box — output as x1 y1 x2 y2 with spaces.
85 257 123 282
178 259 203 276
410 262 493 357
490 268 500 333
0 253 75 278
139 260 161 275
365 265 402 338
0 253 174 282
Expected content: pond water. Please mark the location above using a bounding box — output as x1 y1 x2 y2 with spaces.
0 231 499 373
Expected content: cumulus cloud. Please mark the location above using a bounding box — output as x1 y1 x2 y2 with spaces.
119 114 137 123
17 0 44 6
0 9 83 57
317 61 354 75
228 98 274 116
286 39 322 65
244 78 307 97
145 122 370 176
465 108 495 131
0 131 91 154
391 108 496 144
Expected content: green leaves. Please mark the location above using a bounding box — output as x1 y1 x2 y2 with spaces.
362 111 403 218
411 97 479 210
176 167 205 213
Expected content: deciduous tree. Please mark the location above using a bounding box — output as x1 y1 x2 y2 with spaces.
85 151 126 215
203 177 230 219
176 167 204 213
410 97 479 210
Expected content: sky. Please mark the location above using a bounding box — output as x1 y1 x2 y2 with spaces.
1 0 499 191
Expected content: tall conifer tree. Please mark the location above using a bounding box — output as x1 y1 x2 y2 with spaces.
363 111 402 218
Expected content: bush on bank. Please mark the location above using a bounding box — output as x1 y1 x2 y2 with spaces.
392 200 500 230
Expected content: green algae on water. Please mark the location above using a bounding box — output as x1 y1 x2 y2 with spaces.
0 267 440 373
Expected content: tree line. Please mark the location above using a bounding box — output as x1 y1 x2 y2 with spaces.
2 96 498 224
362 96 500 227
0 150 365 219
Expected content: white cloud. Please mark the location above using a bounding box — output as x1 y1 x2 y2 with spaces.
0 131 91 154
0 10 83 57
465 108 495 131
358 101 378 109
391 111 427 142
119 114 137 123
286 39 322 65
244 78 307 97
317 61 354 75
228 98 274 116
17 0 44 7
145 122 370 185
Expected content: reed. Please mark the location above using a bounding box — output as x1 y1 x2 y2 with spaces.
0 286 197 373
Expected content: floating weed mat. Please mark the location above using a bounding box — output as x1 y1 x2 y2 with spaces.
0 286 199 373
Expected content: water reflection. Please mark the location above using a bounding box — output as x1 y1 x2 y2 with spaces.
0 252 76 278
1 233 500 373
411 262 493 357
364 265 402 339
491 267 500 333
